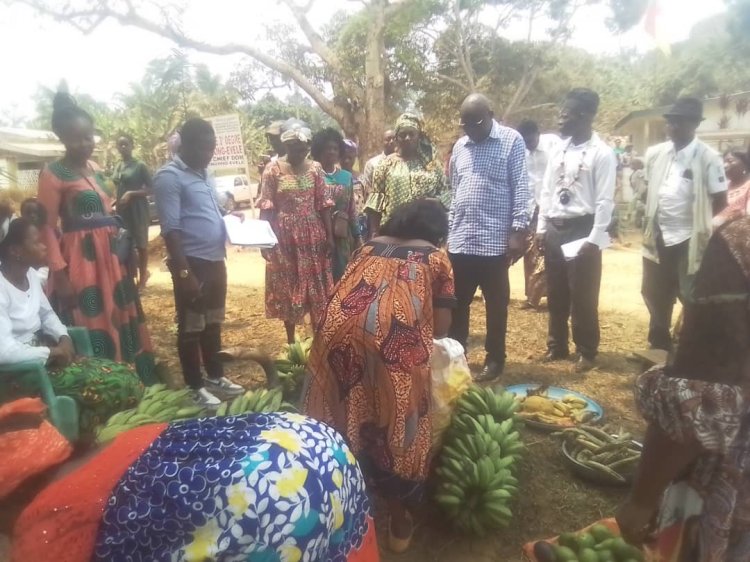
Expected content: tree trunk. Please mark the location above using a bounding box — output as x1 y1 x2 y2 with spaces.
360 0 388 163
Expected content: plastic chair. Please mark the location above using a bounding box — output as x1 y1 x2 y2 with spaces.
0 327 94 442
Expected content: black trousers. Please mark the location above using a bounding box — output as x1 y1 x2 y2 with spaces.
641 235 690 351
170 257 227 389
447 253 510 365
544 215 601 359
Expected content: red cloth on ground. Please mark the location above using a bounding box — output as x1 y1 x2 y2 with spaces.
12 423 166 562
0 398 73 500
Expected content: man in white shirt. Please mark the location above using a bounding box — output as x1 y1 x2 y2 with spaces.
517 120 559 309
641 97 727 351
536 88 616 371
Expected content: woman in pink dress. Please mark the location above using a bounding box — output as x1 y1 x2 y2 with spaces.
714 148 750 228
258 120 335 344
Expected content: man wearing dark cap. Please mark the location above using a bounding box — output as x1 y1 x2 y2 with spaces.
641 97 727 351
257 121 287 176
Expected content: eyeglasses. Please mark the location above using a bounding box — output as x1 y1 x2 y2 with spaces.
458 118 485 129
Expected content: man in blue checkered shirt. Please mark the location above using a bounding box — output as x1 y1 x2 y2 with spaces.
447 93 530 382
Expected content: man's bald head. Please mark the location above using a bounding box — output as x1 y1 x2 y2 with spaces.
460 93 493 115
460 93 494 142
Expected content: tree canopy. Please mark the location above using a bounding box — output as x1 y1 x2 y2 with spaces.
7 0 749 164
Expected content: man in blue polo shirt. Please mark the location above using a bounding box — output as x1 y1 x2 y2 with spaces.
448 93 530 382
153 118 244 406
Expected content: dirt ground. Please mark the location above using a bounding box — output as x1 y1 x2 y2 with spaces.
139 231 652 562
0 230 655 562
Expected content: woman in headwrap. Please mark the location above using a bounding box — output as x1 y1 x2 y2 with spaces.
257 119 335 344
616 216 750 562
365 114 450 236
311 129 362 281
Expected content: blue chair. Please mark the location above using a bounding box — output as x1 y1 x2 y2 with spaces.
0 327 95 442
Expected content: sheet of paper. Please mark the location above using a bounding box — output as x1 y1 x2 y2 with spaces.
560 237 610 260
223 216 278 248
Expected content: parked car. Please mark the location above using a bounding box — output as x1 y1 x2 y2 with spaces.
148 195 159 224
214 174 258 211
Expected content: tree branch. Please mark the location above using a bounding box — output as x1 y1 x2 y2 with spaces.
435 72 472 93
14 0 345 122
504 102 557 116
277 0 347 80
453 0 476 91
502 66 541 121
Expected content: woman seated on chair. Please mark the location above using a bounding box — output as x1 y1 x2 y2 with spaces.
0 218 143 438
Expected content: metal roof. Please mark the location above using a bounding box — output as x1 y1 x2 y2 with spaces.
615 90 750 131
0 127 64 159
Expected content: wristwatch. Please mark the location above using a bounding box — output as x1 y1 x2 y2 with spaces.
178 269 190 279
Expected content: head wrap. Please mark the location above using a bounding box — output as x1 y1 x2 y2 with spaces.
266 120 285 136
343 139 358 153
280 118 312 144
395 113 421 135
394 113 434 165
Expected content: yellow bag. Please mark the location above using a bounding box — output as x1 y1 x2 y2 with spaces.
430 338 472 449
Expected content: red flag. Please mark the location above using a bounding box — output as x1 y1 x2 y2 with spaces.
643 0 671 55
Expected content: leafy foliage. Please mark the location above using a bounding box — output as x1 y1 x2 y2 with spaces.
30 51 326 175
17 0 748 163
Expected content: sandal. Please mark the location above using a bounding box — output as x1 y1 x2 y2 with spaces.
388 513 414 553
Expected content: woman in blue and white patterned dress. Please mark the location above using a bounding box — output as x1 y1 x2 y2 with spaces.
12 413 380 562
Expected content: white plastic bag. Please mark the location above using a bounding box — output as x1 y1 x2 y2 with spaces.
431 338 472 448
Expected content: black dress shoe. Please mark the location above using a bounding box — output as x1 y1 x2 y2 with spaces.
542 351 569 363
474 360 503 383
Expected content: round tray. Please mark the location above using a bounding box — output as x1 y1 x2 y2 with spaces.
561 439 642 487
506 384 604 431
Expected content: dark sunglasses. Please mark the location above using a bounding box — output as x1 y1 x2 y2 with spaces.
458 118 485 129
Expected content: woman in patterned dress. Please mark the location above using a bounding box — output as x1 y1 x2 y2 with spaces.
11 412 379 562
364 114 450 237
713 148 750 228
617 217 750 562
0 218 143 439
258 120 335 344
303 199 456 553
311 128 362 282
36 92 156 384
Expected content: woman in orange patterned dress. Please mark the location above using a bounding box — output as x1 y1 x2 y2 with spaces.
303 199 455 553
258 120 335 344
37 92 156 383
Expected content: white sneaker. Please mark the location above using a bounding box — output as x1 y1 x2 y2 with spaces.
204 376 244 396
193 387 221 407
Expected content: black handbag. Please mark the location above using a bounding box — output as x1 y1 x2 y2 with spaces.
111 215 134 265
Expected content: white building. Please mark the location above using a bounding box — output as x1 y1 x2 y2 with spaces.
0 128 65 191
615 91 750 157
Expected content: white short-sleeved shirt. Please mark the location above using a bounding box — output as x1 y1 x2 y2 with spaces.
657 138 727 247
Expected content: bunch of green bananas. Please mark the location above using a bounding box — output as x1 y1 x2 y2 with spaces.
215 387 297 416
274 338 312 398
433 386 524 536
95 384 208 443
96 385 299 445
453 384 520 422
